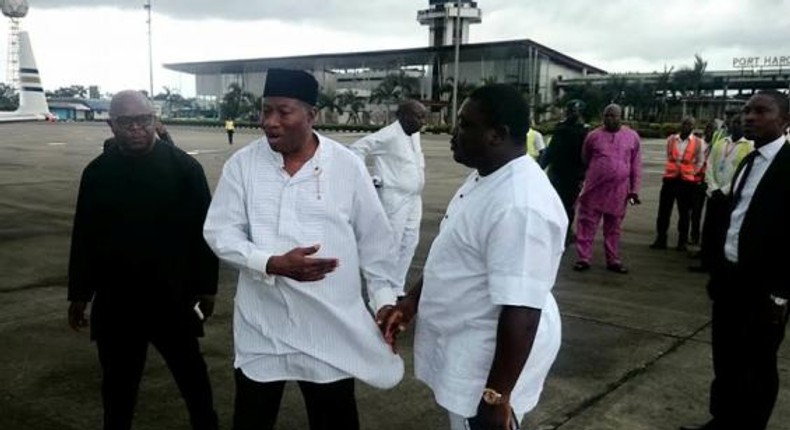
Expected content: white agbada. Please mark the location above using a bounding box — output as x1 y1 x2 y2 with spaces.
415 156 567 418
203 133 403 388
350 120 425 293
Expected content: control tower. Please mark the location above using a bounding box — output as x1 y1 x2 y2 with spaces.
417 1 482 47
3 0 29 89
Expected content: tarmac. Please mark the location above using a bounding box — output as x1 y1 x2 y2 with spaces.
0 121 787 430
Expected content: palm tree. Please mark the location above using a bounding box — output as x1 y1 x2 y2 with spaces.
672 54 708 118
370 71 422 123
317 90 344 124
672 68 696 98
337 91 365 124
221 83 257 120
691 54 708 98
655 66 674 122
438 77 477 103
154 86 186 117
370 72 421 103
438 77 477 123
557 83 606 121
240 92 259 122
601 75 629 105
622 79 657 122
672 55 708 98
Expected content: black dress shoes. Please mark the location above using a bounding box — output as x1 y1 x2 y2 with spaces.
573 261 590 271
679 420 717 430
649 238 667 249
606 263 629 274
687 265 707 273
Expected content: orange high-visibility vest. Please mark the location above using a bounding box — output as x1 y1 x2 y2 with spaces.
664 134 699 182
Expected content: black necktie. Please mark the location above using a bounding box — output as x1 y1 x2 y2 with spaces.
732 150 759 206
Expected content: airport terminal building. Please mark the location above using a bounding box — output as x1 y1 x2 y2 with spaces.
163 1 606 122
164 38 605 107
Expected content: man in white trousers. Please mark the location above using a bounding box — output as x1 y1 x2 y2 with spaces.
350 100 428 294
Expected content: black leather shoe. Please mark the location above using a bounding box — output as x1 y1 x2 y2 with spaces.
649 239 667 249
606 263 629 274
676 243 688 252
688 265 707 273
679 420 717 430
573 261 590 271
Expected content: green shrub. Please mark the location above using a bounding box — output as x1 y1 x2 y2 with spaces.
660 123 678 136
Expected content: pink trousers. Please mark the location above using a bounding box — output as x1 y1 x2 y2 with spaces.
575 204 624 265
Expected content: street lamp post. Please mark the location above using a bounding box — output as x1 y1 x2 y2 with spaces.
451 2 461 128
144 0 153 98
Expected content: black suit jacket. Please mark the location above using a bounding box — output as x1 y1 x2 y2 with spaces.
712 142 790 299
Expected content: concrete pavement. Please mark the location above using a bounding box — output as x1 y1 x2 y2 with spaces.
0 121 787 430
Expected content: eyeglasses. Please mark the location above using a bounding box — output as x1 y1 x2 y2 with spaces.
113 114 154 128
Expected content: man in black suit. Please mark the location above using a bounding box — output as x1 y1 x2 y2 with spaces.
68 90 219 430
681 90 790 430
540 100 589 243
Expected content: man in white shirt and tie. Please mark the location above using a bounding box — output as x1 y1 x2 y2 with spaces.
350 100 428 295
203 68 403 430
681 90 790 430
379 84 567 430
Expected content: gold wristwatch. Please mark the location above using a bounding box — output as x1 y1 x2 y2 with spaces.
770 294 788 306
482 388 509 405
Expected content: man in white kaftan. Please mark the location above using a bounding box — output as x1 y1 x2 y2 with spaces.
203 68 402 430
380 84 567 430
350 100 428 294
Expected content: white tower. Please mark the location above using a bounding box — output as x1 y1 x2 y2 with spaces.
2 0 29 89
417 1 481 47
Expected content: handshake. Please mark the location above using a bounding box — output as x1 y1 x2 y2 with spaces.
374 295 419 353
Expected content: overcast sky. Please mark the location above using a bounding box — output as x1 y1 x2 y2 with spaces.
1 0 789 97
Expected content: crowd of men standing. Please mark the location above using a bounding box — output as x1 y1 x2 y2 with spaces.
540 92 790 430
64 67 789 430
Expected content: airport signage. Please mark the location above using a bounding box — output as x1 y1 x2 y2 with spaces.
732 56 790 69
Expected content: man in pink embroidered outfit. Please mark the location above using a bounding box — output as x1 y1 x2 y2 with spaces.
573 104 642 274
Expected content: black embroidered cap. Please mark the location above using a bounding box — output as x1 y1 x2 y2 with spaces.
263 68 319 106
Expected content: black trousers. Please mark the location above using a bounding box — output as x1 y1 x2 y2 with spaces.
690 182 707 243
708 269 789 429
227 130 234 144
699 193 729 269
232 369 359 430
655 177 696 244
549 175 582 237
95 329 217 430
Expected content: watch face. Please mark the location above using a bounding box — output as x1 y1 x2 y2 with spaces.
482 390 501 404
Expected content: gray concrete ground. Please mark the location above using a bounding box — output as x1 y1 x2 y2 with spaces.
0 122 787 430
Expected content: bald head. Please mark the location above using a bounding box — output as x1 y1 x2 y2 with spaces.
396 99 428 135
109 90 155 119
603 104 622 132
108 90 157 156
397 99 426 115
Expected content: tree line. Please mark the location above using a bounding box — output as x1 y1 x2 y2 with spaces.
559 54 714 123
0 55 722 125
